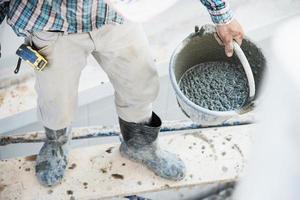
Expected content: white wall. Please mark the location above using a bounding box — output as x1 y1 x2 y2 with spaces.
0 22 23 69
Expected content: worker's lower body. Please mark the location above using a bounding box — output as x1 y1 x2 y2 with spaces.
29 22 186 186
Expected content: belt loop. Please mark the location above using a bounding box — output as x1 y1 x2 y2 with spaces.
24 33 33 47
30 33 33 46
88 32 97 51
26 31 33 47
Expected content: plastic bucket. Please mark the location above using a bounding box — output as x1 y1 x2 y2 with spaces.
169 25 266 126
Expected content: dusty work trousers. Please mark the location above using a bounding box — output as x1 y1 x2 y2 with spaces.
28 23 159 130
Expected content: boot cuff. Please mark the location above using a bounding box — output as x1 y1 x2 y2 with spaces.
119 112 161 144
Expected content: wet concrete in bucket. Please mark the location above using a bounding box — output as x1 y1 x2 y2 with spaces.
179 61 249 111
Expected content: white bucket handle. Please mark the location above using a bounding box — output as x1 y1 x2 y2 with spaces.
233 41 256 99
213 26 256 100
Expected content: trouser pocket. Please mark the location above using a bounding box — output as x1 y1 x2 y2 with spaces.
29 31 62 54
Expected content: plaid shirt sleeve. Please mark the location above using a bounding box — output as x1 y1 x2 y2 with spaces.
200 0 234 25
0 1 9 25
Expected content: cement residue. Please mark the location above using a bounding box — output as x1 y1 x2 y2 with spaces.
35 128 71 186
119 142 186 181
179 61 249 111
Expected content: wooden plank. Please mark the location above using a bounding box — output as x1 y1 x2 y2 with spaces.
0 125 254 200
0 78 36 121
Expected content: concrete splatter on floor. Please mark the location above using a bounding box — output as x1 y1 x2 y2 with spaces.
179 61 249 111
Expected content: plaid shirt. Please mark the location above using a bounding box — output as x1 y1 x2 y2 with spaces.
0 0 233 37
200 0 233 24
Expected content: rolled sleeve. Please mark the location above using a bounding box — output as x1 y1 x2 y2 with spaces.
200 0 234 25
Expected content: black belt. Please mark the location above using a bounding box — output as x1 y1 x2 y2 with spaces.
47 30 64 33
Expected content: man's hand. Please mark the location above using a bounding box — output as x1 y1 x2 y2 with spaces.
215 19 244 57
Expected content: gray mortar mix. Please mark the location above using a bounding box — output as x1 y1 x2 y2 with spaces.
179 61 249 111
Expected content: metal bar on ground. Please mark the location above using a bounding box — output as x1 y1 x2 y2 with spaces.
0 120 253 146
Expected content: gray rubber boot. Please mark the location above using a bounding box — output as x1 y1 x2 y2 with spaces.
35 127 72 187
119 112 186 181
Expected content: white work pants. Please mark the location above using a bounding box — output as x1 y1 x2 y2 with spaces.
28 23 159 130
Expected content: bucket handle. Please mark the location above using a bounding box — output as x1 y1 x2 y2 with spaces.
211 26 256 100
232 41 256 100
